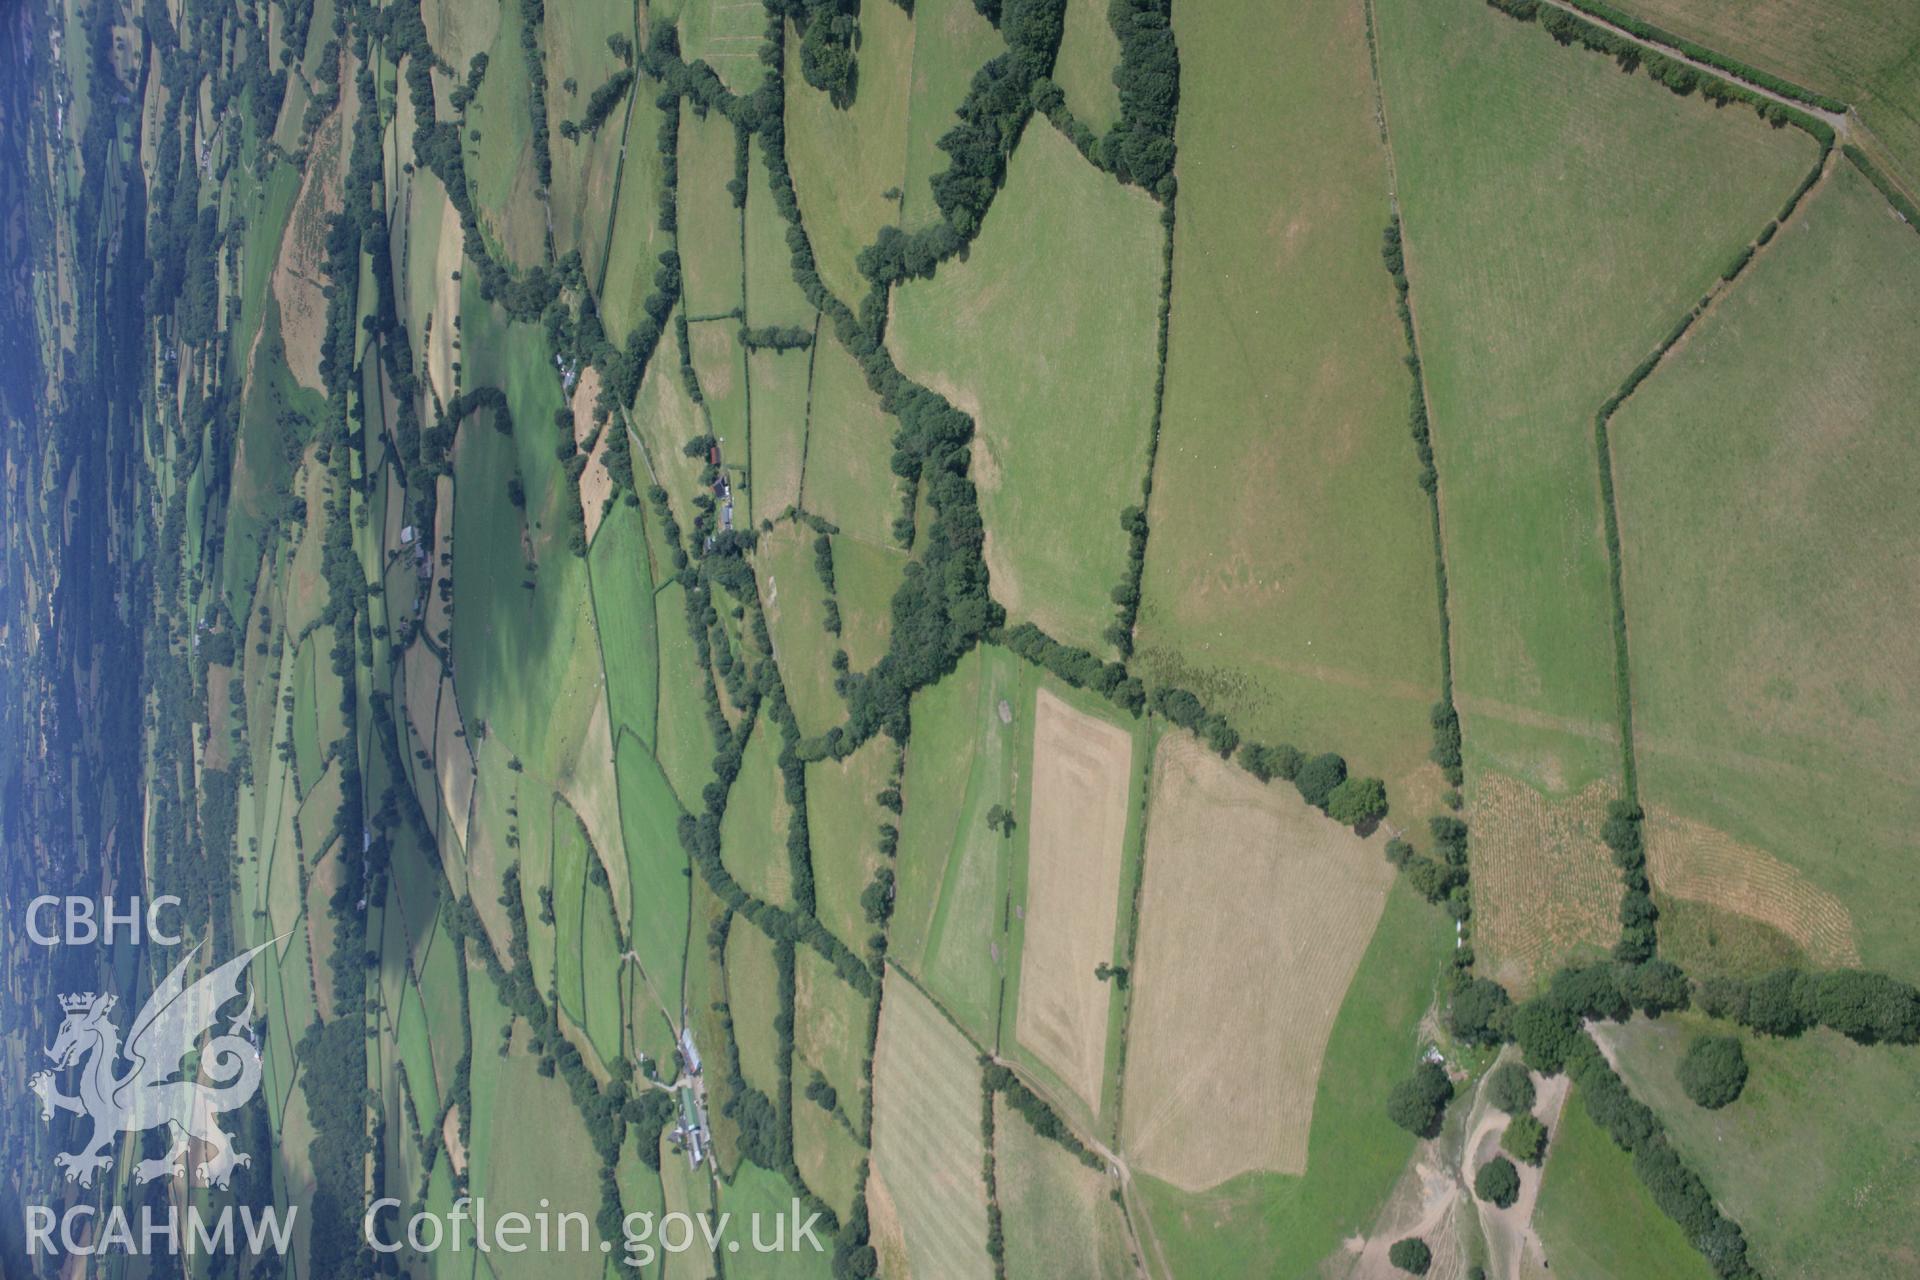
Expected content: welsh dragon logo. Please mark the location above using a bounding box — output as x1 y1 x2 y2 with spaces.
29 941 274 1190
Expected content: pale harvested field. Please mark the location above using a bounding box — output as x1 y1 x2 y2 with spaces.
871 969 994 1280
305 845 345 1021
1122 734 1395 1190
571 367 613 545
1470 774 1623 996
432 674 476 863
1646 806 1860 967
1014 688 1132 1111
425 181 463 404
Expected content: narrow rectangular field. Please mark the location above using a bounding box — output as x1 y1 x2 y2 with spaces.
870 968 994 1280
1122 734 1395 1189
1012 687 1133 1113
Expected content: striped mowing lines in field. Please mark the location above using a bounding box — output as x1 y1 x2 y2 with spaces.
1013 688 1132 1113
871 969 994 1280
1122 734 1396 1189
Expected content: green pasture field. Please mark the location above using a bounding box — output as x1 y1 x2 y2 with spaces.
1053 0 1122 133
553 800 593 1026
724 920 785 1100
804 732 893 953
719 712 794 906
465 3 543 268
450 288 608 785
1133 882 1449 1278
290 632 322 786
588 498 661 746
870 968 994 1280
615 732 691 1024
628 310 713 542
892 123 1159 655
1533 1084 1715 1280
598 82 668 333
678 109 747 318
748 347 811 520
462 949 514 1189
1606 0 1920 190
893 645 1028 1047
688 321 751 482
1611 163 1920 980
782 0 913 303
422 0 498 71
1373 0 1816 791
900 0 1006 230
465 1036 609 1280
1134 0 1443 809
1603 1013 1920 1278
654 578 720 809
395 983 441 1129
652 1134 715 1279
688 877 744 1171
584 871 626 1066
798 334 898 548
717 1162 835 1280
754 520 839 735
994 1095 1134 1280
793 1085 864 1222
222 311 325 613
517 793 560 1006
542 0 633 266
673 0 769 96
746 150 816 328
415 912 468 1096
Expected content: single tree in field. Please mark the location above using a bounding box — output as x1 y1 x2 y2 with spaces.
1385 1062 1454 1138
1502 1113 1548 1166
1388 1237 1432 1275
1678 1035 1749 1109
1294 752 1348 808
1485 1060 1536 1115
985 804 1016 836
1474 1155 1521 1208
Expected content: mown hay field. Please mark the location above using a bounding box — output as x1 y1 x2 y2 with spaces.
1599 1013 1920 1278
871 970 994 1280
1373 0 1816 791
1122 734 1396 1189
1602 0 1920 191
755 520 840 736
804 732 894 954
1134 0 1443 814
747 347 810 519
678 108 746 317
1012 687 1134 1113
893 123 1161 655
800 333 899 549
994 1096 1135 1280
1611 162 1920 980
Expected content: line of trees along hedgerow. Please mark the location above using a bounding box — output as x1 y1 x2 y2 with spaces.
175 0 1920 1273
